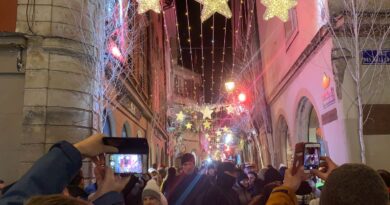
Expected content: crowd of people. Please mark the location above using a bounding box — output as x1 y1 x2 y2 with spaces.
0 133 389 205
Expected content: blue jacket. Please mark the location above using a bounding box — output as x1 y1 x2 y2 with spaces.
0 141 124 205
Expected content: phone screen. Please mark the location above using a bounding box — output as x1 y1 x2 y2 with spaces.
303 143 320 171
108 154 143 174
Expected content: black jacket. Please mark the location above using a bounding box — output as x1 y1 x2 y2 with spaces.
165 172 210 205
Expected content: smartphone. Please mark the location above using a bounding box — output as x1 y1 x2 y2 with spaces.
303 143 321 173
102 137 149 154
106 154 145 175
103 137 149 175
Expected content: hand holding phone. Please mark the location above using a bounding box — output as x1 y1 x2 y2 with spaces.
292 142 305 176
311 156 338 180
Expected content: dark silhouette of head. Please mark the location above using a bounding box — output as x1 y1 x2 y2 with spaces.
321 164 388 205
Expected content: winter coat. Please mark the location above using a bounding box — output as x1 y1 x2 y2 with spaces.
266 186 298 205
233 183 252 205
202 184 240 205
0 141 124 205
165 172 210 205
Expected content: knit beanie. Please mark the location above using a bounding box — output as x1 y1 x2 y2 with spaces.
181 153 195 165
142 180 161 202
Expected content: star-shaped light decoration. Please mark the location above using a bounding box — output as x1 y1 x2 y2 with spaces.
137 0 161 14
195 0 232 22
176 111 185 122
201 106 213 119
222 126 230 133
226 105 235 114
216 130 222 136
205 133 210 138
203 120 211 129
185 122 193 129
261 0 297 22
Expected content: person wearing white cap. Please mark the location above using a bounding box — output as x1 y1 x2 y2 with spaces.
142 179 167 205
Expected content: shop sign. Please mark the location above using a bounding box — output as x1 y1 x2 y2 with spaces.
322 87 336 109
362 50 390 65
120 96 142 120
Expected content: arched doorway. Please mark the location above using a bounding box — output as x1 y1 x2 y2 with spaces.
275 116 292 167
296 97 321 143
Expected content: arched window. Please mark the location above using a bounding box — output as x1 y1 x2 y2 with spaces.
121 125 128 137
103 110 112 136
121 122 131 138
296 97 320 142
103 109 116 136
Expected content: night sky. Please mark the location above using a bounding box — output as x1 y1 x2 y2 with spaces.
175 0 233 103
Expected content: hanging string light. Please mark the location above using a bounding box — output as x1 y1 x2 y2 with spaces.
219 18 228 95
200 3 206 104
231 0 243 79
211 15 215 98
184 0 197 101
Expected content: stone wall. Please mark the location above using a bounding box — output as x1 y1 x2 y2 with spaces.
16 0 103 179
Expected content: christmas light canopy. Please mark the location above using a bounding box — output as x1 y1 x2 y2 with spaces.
196 0 232 22
262 0 297 22
137 0 161 14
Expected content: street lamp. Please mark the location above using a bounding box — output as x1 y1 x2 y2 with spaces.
238 92 247 102
225 81 235 92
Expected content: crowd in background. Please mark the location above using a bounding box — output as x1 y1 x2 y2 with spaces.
0 134 389 205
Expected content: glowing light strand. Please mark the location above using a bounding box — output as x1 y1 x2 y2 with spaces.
173 2 186 105
184 0 197 101
231 0 243 78
200 3 206 104
219 18 228 94
211 15 215 98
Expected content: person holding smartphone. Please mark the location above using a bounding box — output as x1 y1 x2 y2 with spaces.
0 134 130 205
266 153 389 205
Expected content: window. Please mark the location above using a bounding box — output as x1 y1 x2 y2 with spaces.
103 112 112 136
121 124 128 137
284 8 298 49
0 0 17 32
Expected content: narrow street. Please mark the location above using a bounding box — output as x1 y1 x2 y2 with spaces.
0 0 389 205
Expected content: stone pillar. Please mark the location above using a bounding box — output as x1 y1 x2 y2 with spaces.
16 0 103 179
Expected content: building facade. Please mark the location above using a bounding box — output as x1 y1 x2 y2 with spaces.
255 0 390 170
0 0 170 182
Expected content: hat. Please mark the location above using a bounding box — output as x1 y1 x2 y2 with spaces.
181 153 195 165
142 180 161 202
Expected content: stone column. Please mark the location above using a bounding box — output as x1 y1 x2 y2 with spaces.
16 0 103 179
